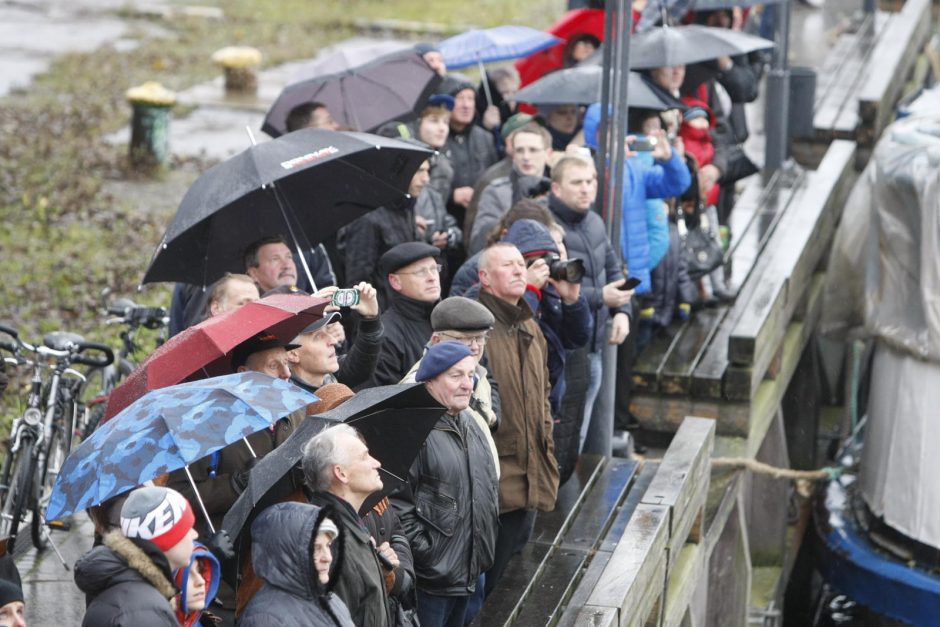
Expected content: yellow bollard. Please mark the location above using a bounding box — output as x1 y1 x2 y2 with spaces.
212 46 263 94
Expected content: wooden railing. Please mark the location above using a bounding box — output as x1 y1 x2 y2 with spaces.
567 417 715 627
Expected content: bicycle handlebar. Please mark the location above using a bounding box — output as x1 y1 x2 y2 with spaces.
72 342 114 368
0 324 17 341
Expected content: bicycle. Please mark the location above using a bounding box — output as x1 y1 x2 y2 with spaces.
0 324 113 555
78 290 167 437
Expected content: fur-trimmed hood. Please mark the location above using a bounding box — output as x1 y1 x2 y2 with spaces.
75 530 177 600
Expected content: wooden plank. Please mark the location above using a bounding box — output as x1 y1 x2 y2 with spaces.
729 141 855 369
561 458 639 552
691 171 803 400
473 543 551 626
724 272 825 401
586 503 669 626
642 418 715 568
531 454 605 546
571 606 619 627
660 308 726 395
632 323 683 393
512 549 588 627
857 0 932 145
601 462 660 553
663 544 707 627
631 394 748 437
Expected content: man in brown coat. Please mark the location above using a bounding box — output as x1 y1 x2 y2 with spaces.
476 242 559 596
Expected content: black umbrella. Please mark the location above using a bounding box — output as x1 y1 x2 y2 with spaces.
221 383 444 539
142 129 432 288
515 65 684 110
630 24 773 69
263 50 441 137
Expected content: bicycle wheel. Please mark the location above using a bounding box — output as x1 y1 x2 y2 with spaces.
0 440 35 555
33 416 72 550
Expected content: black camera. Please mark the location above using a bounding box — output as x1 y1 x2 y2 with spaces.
529 253 585 284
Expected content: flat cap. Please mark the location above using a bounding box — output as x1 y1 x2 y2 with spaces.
431 296 494 332
416 341 473 382
379 241 440 276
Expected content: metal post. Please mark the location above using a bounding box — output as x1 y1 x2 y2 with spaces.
586 0 632 458
763 1 792 174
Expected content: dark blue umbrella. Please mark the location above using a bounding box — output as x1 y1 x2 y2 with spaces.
439 26 562 69
46 372 317 523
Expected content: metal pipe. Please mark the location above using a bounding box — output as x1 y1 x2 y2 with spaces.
764 1 792 173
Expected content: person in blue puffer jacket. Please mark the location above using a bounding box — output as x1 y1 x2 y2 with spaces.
581 103 692 295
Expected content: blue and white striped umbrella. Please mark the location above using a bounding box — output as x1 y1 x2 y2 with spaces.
439 25 562 70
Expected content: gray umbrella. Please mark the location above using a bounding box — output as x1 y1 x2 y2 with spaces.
630 24 774 69
515 65 683 110
691 0 788 10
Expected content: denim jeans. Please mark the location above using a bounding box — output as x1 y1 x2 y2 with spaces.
579 350 604 451
416 590 470 627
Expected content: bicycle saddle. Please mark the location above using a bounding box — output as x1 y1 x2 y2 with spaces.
44 331 86 351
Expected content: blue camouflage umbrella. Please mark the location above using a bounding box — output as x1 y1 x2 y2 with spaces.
439 25 562 69
46 372 317 523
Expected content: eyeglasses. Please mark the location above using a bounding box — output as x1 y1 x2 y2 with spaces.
439 331 489 346
395 264 443 278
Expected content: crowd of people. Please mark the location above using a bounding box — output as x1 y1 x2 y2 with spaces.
0 5 772 626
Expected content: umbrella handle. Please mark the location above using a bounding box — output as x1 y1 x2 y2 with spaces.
184 465 216 535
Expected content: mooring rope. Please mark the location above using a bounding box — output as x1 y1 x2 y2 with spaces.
711 457 841 481
634 455 842 481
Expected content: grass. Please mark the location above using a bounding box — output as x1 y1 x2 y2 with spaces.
0 0 564 427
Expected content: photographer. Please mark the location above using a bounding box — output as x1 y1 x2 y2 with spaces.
287 282 383 393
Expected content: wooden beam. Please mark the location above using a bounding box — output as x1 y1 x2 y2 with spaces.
585 503 669 626
662 544 706 627
857 0 932 145
642 418 715 570
728 141 856 371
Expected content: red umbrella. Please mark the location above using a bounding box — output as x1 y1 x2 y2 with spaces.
515 9 606 87
103 293 329 421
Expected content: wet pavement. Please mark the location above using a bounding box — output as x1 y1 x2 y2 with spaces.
1 0 876 622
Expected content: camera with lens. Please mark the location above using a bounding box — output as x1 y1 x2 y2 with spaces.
529 253 585 284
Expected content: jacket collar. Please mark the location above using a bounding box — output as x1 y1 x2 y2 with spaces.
103 530 177 600
479 291 533 327
549 193 588 224
310 491 371 543
389 292 438 320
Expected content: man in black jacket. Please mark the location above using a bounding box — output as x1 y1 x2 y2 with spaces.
343 163 426 291
303 425 394 627
392 342 499 627
547 157 633 452
443 78 499 228
369 242 442 387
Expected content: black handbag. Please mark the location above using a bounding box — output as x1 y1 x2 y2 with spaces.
677 205 724 280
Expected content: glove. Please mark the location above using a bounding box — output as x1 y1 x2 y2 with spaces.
677 303 691 322
640 307 655 320
229 458 257 494
205 530 235 561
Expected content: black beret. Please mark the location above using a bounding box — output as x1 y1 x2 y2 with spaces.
379 242 441 277
431 297 494 332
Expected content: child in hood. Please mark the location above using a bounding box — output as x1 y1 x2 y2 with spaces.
174 543 221 627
